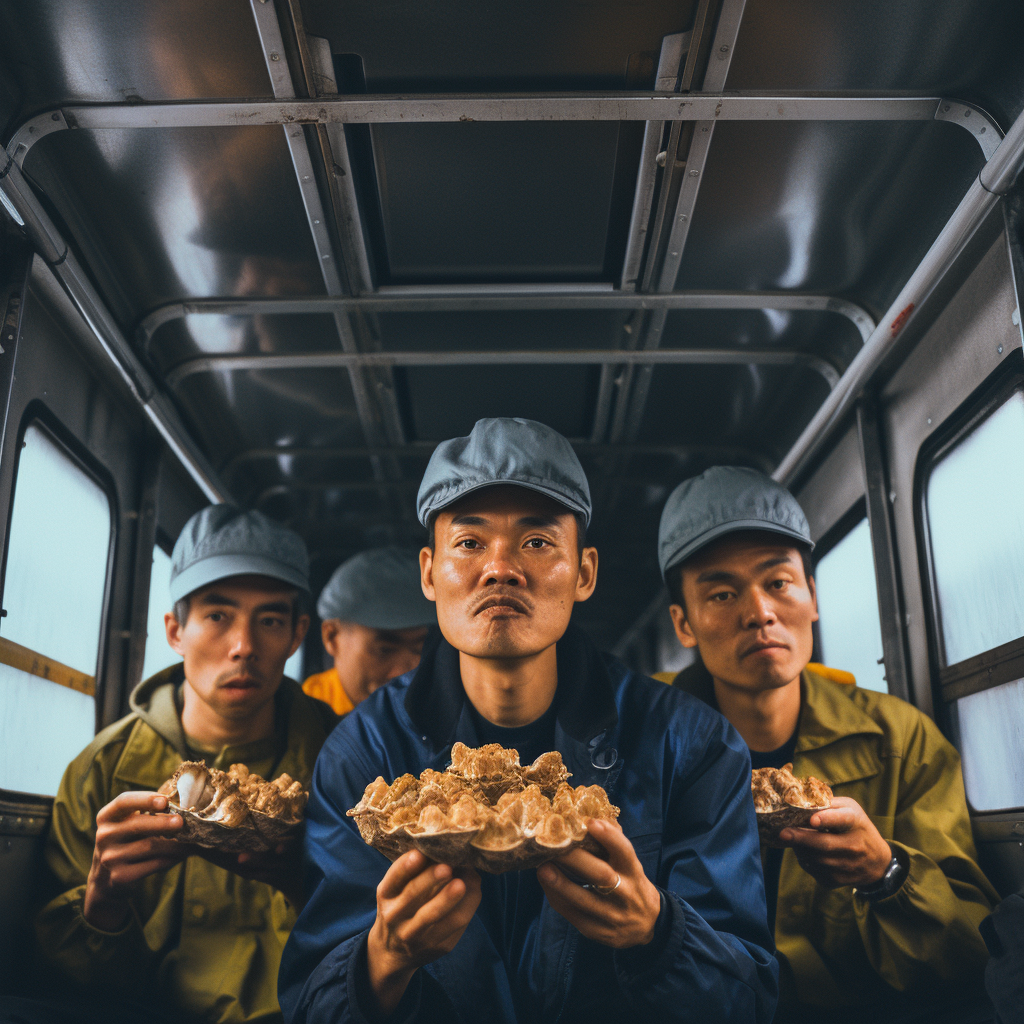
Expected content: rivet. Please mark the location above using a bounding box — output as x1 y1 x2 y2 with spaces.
679 214 687 221
655 151 667 167
670 250 678 256
927 418 932 425
322 254 331 260
943 104 951 112
51 112 60 122
980 127 986 133
964 109 971 117
270 52 280 62
689 169 699 176
720 45 730 52
889 491 896 504
302 175 310 181
701 126 709 132
998 345 1004 354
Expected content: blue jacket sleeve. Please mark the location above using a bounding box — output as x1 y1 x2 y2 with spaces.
607 699 778 1023
278 718 457 1024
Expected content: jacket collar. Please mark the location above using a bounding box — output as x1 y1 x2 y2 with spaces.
404 623 619 752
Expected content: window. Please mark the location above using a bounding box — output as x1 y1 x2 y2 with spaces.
814 515 888 693
921 382 1024 812
285 644 304 683
141 544 181 682
925 391 1024 666
0 423 112 796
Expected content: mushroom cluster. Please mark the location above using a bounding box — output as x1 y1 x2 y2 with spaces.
751 763 833 847
158 760 308 852
348 742 619 873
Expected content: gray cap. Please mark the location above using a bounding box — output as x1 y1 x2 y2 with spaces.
170 505 310 602
416 417 592 528
317 547 436 630
658 466 813 578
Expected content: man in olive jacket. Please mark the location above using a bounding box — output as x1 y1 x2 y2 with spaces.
35 507 337 1023
657 467 998 1022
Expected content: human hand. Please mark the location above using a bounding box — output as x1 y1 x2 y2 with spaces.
196 840 306 909
84 792 188 931
779 796 893 889
536 818 661 948
367 850 482 1016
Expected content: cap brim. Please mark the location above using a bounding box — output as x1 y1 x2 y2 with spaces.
170 554 310 603
423 479 590 527
661 519 813 578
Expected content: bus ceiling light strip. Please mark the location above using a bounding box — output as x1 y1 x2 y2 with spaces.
0 160 228 504
5 94 1002 166
773 104 1024 486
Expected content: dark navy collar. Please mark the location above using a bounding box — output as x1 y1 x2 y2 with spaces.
404 622 619 752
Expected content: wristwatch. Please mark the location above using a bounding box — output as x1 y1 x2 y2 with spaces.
854 848 907 902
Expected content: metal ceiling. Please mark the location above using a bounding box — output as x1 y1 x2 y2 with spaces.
2 0 1024 647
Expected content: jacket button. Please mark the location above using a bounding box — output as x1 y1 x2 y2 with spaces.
591 748 617 769
189 903 206 922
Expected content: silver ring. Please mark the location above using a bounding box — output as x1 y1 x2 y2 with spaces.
591 873 621 897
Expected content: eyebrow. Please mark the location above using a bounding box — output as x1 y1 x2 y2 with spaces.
196 594 292 615
197 592 240 608
449 513 564 529
694 555 795 585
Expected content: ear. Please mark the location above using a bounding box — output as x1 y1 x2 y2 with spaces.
574 546 598 603
321 619 342 658
165 611 185 657
807 574 819 624
288 614 310 658
668 603 699 649
420 545 436 602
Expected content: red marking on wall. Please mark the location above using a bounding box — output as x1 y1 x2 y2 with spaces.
890 303 915 338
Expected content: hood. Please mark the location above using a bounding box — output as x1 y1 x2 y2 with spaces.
129 662 190 757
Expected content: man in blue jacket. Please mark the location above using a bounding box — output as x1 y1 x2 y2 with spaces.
279 417 778 1024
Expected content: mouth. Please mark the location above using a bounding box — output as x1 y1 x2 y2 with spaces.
220 677 260 692
741 640 789 659
473 593 532 617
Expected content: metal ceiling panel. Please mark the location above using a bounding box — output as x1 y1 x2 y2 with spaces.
676 120 983 313
0 0 272 133
20 126 326 325
368 121 626 282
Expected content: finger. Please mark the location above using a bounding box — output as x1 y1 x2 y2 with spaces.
807 807 859 831
583 819 639 872
101 837 188 865
780 828 855 854
98 813 184 844
402 876 471 934
377 850 434 900
97 792 173 823
537 863 619 921
552 846 620 887
385 862 454 923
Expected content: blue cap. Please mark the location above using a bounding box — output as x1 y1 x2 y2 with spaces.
317 547 436 630
658 466 813 579
170 505 310 602
416 418 592 528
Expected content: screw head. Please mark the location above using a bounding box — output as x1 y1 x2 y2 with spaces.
720 45 730 52
270 52 280 61
689 168 699 176
51 112 60 121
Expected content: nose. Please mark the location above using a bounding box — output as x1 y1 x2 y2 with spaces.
228 618 256 660
742 588 777 630
482 539 527 588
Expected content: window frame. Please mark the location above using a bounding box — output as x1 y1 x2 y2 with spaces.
0 402 120 730
914 358 1024 730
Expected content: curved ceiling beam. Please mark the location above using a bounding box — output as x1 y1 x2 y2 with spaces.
5 94 1001 165
162 346 840 390
136 289 875 354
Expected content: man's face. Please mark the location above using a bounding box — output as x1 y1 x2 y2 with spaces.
322 620 429 705
421 485 597 661
670 532 817 693
165 574 309 724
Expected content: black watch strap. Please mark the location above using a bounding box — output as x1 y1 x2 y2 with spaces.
855 850 907 902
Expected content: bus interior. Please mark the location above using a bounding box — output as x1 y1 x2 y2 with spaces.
1 0 1024 1018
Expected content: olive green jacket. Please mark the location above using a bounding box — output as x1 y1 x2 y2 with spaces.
667 663 999 1016
34 666 337 1024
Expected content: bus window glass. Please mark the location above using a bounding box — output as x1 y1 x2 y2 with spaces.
0 424 111 796
142 544 180 682
285 644 304 683
814 517 887 693
926 392 1024 666
957 677 1024 811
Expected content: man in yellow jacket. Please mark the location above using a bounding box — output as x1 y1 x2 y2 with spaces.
656 467 998 1022
35 506 337 1023
302 546 435 716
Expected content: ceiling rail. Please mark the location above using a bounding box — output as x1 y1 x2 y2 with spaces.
162 346 840 389
136 289 875 353
5 95 1001 164
0 154 227 504
773 103 1024 484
